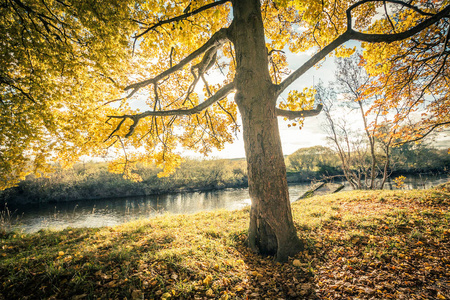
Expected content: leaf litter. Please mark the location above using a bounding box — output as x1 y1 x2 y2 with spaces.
0 182 448 299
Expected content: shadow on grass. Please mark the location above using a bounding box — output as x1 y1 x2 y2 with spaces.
230 231 319 300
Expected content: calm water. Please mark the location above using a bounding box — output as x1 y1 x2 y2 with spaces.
2 174 448 233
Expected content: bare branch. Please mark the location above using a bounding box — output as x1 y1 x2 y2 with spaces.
324 9 339 35
201 74 213 96
134 0 230 39
217 101 238 132
186 45 218 99
101 97 124 107
268 49 285 56
276 104 323 119
130 82 234 117
105 118 126 141
276 33 351 96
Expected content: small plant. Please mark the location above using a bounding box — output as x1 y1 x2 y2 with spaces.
393 175 407 189
0 204 20 236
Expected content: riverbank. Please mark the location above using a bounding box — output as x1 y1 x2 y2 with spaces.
1 148 448 206
2 165 447 207
0 159 249 206
286 168 449 184
1 183 449 299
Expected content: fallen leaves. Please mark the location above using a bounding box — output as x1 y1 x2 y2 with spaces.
0 184 448 299
292 259 302 267
300 185 450 300
203 274 213 286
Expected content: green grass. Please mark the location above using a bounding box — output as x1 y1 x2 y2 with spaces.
1 183 449 299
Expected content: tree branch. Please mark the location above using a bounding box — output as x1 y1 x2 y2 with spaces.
8 83 36 103
383 1 397 33
276 2 450 97
134 0 230 39
394 121 450 145
348 4 450 43
276 104 323 119
276 33 351 96
346 0 434 22
107 82 235 139
124 27 229 98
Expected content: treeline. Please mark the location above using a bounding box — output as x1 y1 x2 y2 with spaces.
285 144 450 182
0 158 248 205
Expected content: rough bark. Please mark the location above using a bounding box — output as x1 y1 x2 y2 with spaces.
230 0 303 262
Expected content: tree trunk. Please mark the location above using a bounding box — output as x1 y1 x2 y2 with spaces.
358 100 377 189
230 0 303 262
380 137 392 189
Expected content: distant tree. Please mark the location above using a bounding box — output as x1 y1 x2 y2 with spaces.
2 0 449 260
391 141 448 171
335 55 379 188
287 146 338 173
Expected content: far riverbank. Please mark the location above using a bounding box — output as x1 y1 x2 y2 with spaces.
1 152 449 206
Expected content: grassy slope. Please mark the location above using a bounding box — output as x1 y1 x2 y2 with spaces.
0 183 449 300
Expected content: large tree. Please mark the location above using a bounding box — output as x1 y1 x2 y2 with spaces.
2 0 449 261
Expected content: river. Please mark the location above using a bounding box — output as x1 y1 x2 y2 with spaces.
2 174 448 233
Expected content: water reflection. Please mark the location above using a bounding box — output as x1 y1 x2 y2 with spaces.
3 174 448 233
5 188 258 233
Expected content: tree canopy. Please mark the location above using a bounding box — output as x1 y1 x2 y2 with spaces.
1 0 137 188
2 0 449 189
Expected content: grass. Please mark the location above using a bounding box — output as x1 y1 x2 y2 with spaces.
1 183 449 299
0 204 22 238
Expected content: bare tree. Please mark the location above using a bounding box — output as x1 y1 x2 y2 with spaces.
320 55 397 190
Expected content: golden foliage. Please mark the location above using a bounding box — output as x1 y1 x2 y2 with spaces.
2 0 448 189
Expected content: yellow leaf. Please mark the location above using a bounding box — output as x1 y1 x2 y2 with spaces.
235 286 244 292
203 274 213 285
161 292 172 300
293 259 302 267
